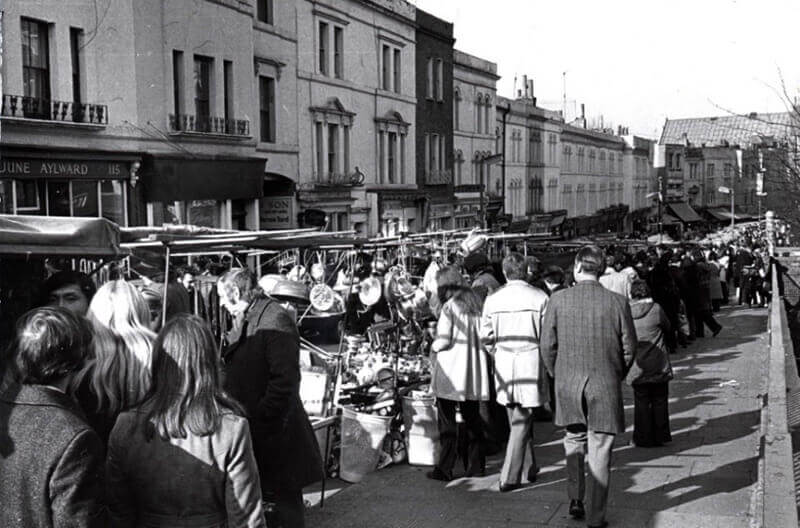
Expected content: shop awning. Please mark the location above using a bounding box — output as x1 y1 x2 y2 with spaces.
667 202 703 223
0 214 126 256
142 156 265 203
706 207 755 222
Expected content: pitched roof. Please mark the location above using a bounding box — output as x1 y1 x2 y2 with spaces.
659 112 796 147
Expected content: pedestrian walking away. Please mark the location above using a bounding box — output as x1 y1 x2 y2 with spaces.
541 245 637 528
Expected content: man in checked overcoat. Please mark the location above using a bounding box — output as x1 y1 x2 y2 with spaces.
541 245 637 528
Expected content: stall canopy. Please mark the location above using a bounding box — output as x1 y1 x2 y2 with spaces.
667 202 703 223
706 207 755 222
0 214 127 256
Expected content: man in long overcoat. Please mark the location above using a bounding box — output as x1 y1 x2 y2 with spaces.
541 246 637 528
218 268 322 528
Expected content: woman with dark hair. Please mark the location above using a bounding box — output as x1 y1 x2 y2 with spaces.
627 280 673 447
106 314 265 527
427 266 491 482
0 307 106 527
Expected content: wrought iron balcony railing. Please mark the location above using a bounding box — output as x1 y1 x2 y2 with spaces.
168 113 250 136
1 95 108 124
425 169 453 185
313 170 365 187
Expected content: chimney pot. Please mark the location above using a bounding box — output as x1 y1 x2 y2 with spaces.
581 104 585 118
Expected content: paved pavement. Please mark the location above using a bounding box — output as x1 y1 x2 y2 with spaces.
305 305 768 528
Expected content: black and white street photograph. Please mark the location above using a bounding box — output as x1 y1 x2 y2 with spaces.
1 0 800 527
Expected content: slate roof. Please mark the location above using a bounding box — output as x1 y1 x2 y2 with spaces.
659 112 796 147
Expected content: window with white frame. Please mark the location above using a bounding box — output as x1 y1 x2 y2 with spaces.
2 178 128 225
454 87 461 130
380 42 402 93
435 59 443 101
548 134 558 164
318 18 345 79
376 111 409 184
476 94 484 133
426 58 433 99
483 96 491 134
311 98 354 183
455 150 464 185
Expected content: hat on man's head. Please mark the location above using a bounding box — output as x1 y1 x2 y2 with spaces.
463 252 489 274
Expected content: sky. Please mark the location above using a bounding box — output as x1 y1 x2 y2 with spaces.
411 0 800 139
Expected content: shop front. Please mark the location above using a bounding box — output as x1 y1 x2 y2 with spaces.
141 155 264 230
374 190 423 236
0 148 141 226
260 173 297 230
426 201 454 232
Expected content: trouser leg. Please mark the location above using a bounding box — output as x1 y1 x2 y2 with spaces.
435 398 458 477
564 424 588 501
500 405 532 485
651 382 671 443
270 488 305 528
693 310 705 337
586 431 615 527
632 383 654 446
700 309 722 333
459 400 485 476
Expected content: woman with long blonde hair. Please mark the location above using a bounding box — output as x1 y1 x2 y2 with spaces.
73 280 157 445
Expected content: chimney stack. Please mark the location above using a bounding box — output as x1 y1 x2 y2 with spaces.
581 103 585 118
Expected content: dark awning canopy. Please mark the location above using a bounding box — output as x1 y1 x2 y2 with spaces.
667 202 703 223
0 214 126 256
706 207 755 222
142 155 265 203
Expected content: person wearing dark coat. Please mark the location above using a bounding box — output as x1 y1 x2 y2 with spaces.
541 246 637 528
217 268 322 528
0 307 105 528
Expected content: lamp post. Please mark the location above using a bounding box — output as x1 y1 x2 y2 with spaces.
718 186 734 230
646 190 663 243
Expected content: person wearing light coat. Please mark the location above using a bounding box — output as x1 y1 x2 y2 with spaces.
480 253 549 491
426 266 491 482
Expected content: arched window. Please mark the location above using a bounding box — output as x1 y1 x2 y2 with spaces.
476 93 484 133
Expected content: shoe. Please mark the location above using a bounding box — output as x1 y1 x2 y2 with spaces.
588 521 608 528
569 499 585 519
527 465 540 483
713 326 723 337
498 482 523 493
425 468 453 482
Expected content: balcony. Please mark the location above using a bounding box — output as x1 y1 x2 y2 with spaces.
425 169 453 185
312 171 365 188
168 113 250 137
1 95 107 125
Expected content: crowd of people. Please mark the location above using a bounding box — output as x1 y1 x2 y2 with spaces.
0 267 320 528
0 234 773 528
425 238 772 528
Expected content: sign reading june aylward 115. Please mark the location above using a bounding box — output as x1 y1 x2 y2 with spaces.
0 159 126 180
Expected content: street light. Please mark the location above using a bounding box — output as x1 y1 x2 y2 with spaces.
718 186 734 230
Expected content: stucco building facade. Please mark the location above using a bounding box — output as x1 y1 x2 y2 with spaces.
452 49 499 229
295 0 417 236
1 0 272 229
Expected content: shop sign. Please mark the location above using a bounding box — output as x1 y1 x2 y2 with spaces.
0 158 126 180
430 204 452 218
260 196 294 228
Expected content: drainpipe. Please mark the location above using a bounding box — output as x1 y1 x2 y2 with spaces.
500 102 511 221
